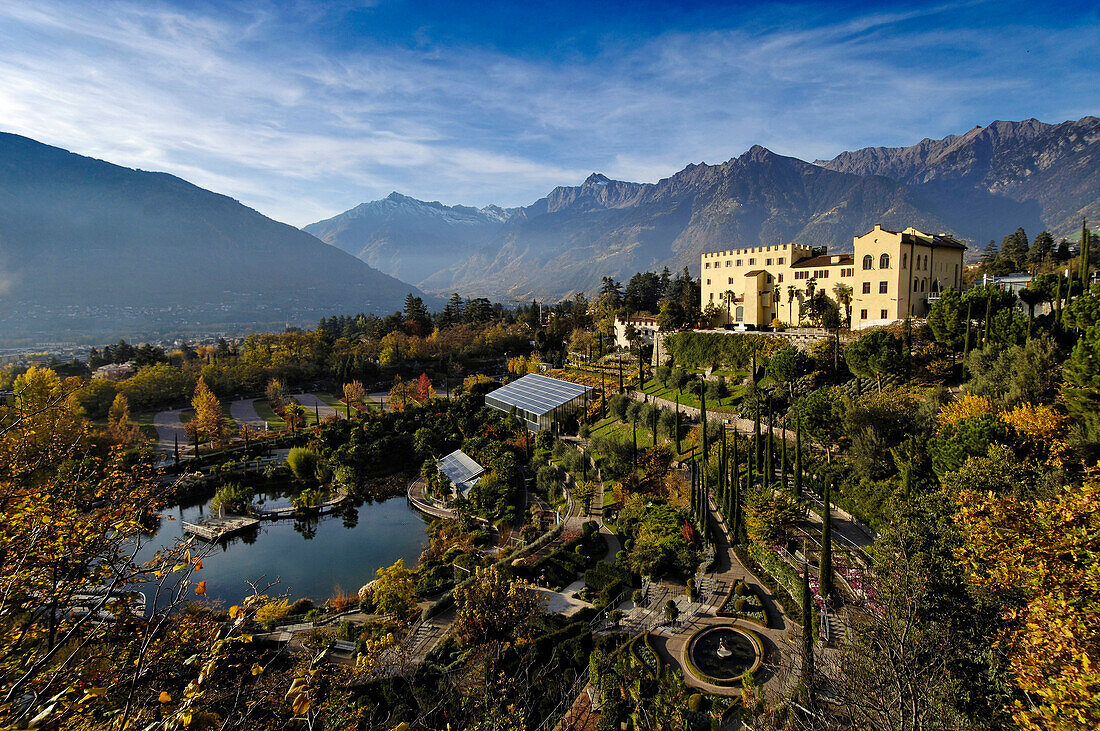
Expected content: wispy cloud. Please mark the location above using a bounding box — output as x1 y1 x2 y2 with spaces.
0 0 1096 226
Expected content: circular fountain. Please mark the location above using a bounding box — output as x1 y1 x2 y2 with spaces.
684 625 763 686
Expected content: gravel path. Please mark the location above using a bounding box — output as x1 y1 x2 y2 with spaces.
293 393 343 420
152 409 187 454
229 398 266 430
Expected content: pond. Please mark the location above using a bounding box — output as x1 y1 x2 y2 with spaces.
137 490 431 609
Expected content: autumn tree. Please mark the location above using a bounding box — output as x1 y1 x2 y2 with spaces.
955 477 1100 730
342 380 366 413
371 559 417 620
106 392 141 444
388 375 416 412
453 565 541 646
414 373 436 403
190 376 225 448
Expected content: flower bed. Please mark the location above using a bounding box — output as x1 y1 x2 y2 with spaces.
631 633 661 679
715 579 768 627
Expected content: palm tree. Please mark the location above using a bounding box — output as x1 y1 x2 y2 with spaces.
724 289 736 325
787 285 796 323
772 285 781 324
833 282 853 329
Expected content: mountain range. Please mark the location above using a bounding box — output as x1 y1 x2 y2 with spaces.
313 116 1097 302
0 115 1094 343
304 193 517 285
0 133 431 344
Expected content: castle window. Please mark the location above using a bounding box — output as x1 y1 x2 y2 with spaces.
862 282 871 294
749 258 756 265
726 260 731 267
777 257 785 264
880 253 890 269
914 278 919 291
860 309 868 320
879 281 888 294
863 254 873 270
881 309 888 319
728 277 734 284
736 259 742 266
902 253 908 268
766 258 773 266
705 262 710 269
778 273 783 283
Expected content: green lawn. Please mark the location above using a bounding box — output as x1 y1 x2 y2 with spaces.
589 415 698 459
314 392 344 409
637 381 743 413
252 398 287 430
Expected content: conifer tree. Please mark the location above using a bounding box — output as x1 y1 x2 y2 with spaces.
820 480 834 600
801 560 815 699
793 413 803 499
700 386 708 460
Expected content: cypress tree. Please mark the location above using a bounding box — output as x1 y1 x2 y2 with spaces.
820 480 834 600
793 413 803 499
962 299 973 377
1079 219 1091 298
632 416 637 474
732 475 742 543
801 557 815 699
753 403 762 465
747 431 755 492
700 386 709 460
983 290 993 346
780 416 788 488
675 394 681 453
765 405 774 489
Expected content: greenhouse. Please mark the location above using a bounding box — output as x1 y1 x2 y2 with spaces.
485 374 594 433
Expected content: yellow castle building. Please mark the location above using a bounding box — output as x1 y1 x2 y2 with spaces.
699 225 966 329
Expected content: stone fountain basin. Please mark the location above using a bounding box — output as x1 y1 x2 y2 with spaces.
683 625 764 686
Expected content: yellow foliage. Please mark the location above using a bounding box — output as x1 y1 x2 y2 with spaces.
1001 403 1069 464
254 598 292 624
955 477 1100 730
937 393 993 429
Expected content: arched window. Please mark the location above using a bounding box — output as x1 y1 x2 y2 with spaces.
735 306 744 322
879 253 890 269
920 279 926 292
862 254 873 270
913 278 919 292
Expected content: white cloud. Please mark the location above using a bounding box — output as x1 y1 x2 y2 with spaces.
0 0 1095 226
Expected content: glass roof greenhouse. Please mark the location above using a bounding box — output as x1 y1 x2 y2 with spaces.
436 449 484 498
485 374 594 432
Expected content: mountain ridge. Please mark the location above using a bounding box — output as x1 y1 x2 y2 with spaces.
0 132 431 342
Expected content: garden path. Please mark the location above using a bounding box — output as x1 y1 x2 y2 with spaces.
229 397 266 431
152 408 188 454
294 393 343 420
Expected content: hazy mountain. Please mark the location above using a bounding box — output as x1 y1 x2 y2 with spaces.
304 193 517 285
422 146 1030 301
817 116 1100 239
0 133 430 343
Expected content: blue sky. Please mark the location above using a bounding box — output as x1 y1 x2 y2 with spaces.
0 0 1097 227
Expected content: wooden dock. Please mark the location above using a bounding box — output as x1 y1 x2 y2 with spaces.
182 515 260 541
